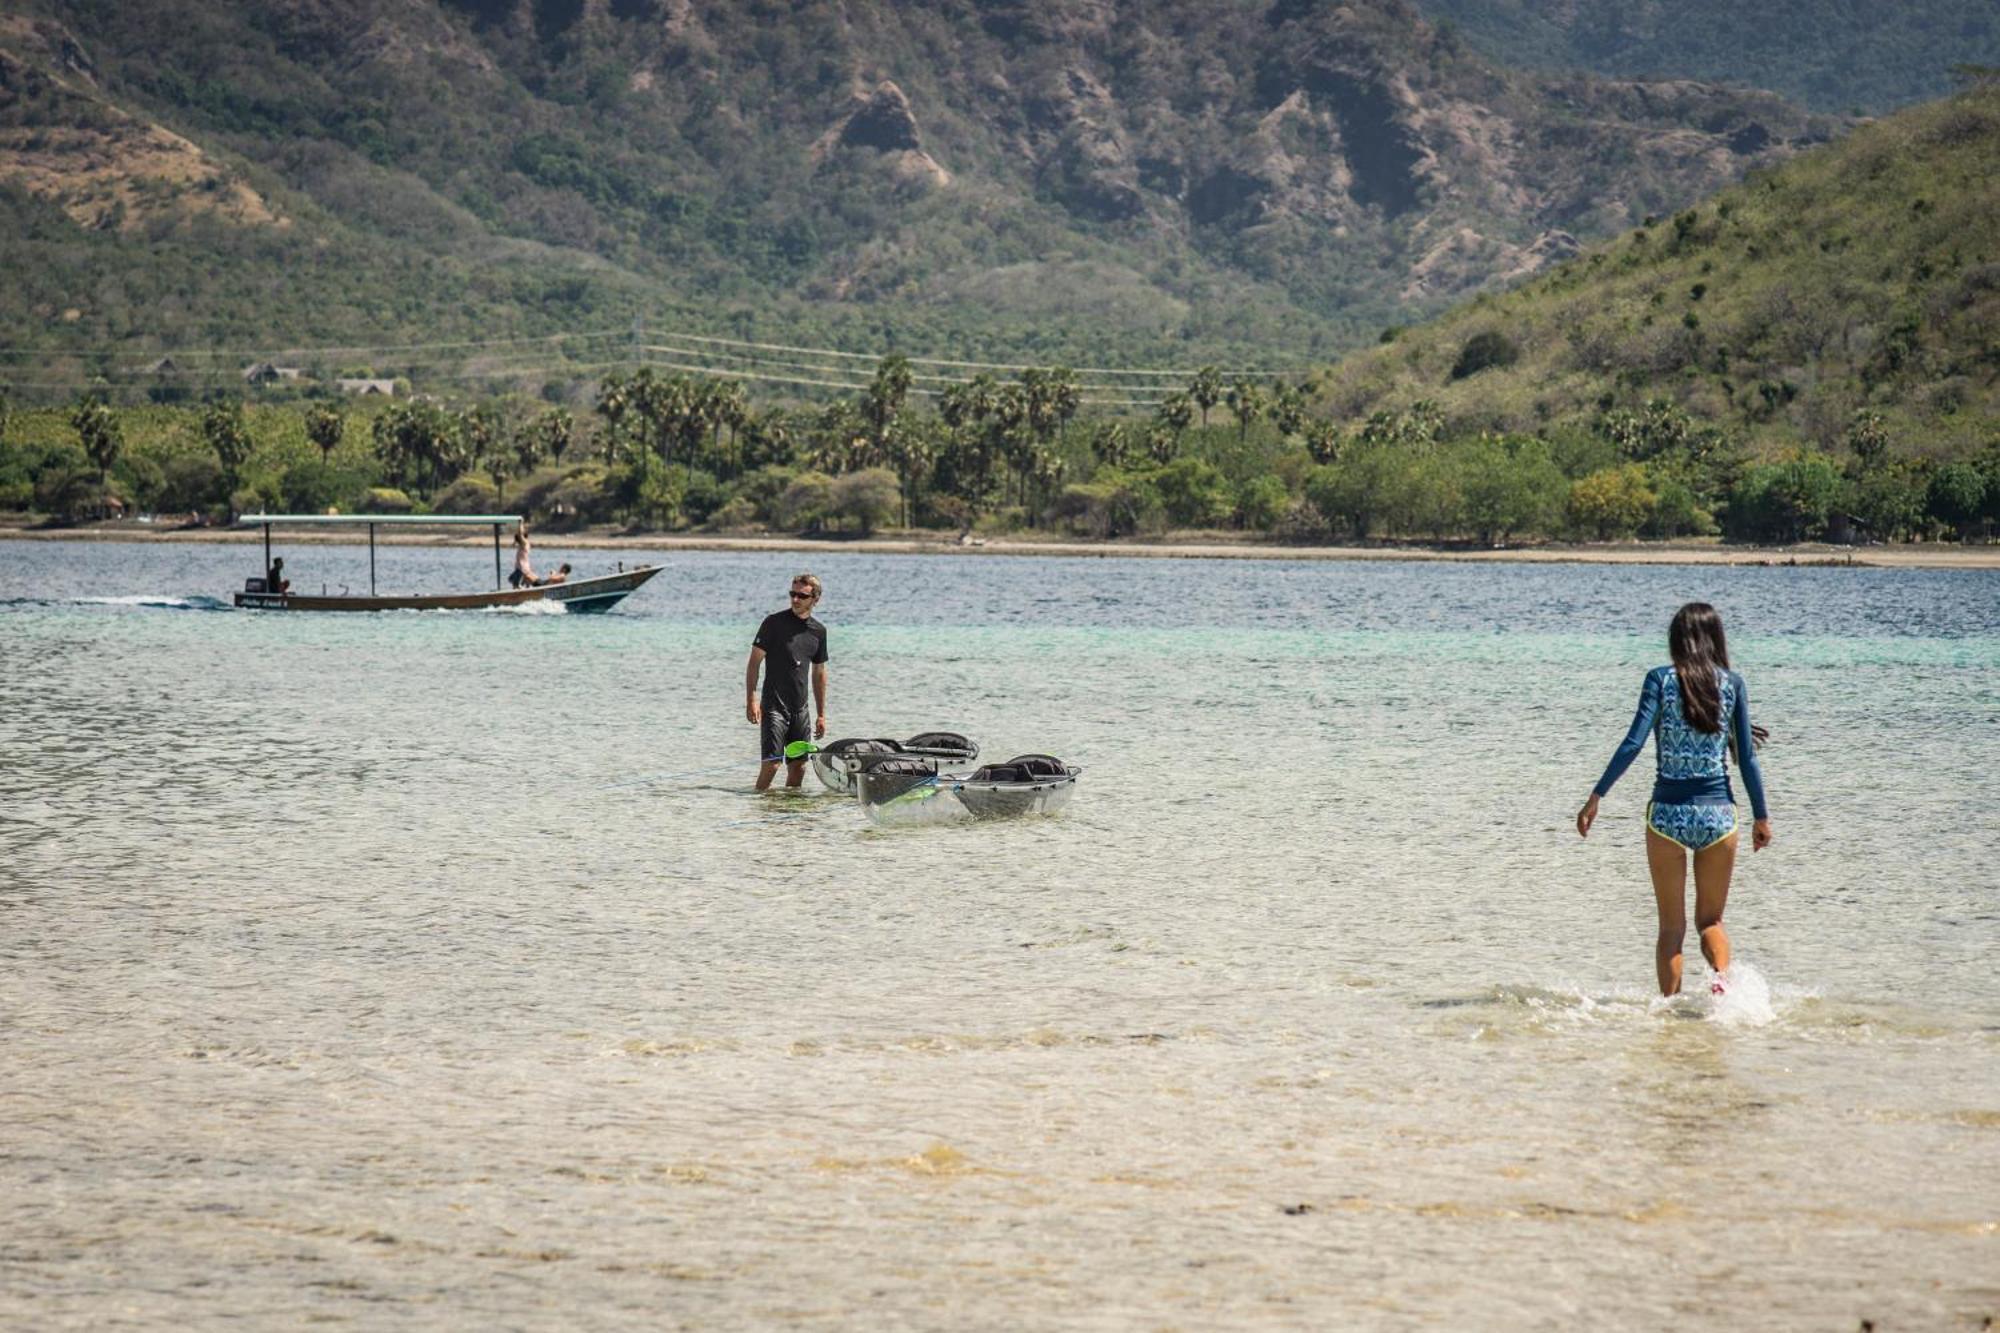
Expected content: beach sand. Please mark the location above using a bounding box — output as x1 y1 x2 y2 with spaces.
4 521 1996 569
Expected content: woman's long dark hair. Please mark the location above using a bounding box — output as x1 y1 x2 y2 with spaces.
1668 602 1730 733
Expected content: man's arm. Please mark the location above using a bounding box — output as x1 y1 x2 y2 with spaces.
745 646 765 724
811 661 829 738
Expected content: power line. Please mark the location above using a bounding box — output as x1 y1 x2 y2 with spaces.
0 323 1307 379
0 331 627 360
655 330 1302 378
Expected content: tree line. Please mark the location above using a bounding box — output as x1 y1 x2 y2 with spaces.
2 365 1996 545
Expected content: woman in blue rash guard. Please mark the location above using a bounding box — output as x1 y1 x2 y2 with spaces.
1577 602 1772 997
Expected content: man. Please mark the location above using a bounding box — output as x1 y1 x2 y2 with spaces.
267 556 290 595
746 573 829 790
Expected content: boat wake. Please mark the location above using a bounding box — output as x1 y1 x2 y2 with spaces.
480 598 570 615
15 594 238 612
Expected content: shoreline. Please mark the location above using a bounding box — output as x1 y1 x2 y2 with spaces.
3 522 1997 569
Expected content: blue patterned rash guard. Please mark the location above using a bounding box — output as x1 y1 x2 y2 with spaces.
1593 666 1770 818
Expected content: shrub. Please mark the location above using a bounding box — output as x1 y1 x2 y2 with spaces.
1153 456 1233 528
1567 466 1656 540
681 468 726 524
433 474 500 515
281 459 367 514
359 487 414 514
1847 464 1926 541
1235 474 1291 531
1054 472 1162 537
1727 454 1845 542
1458 437 1564 543
537 466 614 529
777 470 835 531
705 495 760 531
831 467 899 534
1642 475 1717 538
1926 462 1987 537
735 464 799 523
154 453 227 515
1450 330 1520 380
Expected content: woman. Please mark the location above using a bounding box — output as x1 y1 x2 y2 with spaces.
1577 603 1772 996
510 522 536 589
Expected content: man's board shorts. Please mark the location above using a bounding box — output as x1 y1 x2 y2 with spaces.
760 702 811 763
1646 800 1738 851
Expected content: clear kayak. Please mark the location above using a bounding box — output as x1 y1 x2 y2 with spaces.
857 754 1081 827
811 732 979 794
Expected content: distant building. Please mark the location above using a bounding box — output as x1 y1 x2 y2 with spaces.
335 377 397 396
243 362 305 385
145 356 181 376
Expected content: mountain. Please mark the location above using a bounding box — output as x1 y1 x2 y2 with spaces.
1309 84 2000 459
1414 0 2000 114
0 0 1835 392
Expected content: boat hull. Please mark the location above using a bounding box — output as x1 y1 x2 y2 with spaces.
862 768 1080 827
234 565 661 613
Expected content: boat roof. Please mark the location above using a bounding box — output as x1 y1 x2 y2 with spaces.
237 513 523 526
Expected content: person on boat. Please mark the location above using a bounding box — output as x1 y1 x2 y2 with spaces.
746 573 829 791
266 556 290 595
509 522 536 589
1577 602 1772 997
542 563 571 585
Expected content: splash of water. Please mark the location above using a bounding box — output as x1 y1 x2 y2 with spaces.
1706 960 1777 1027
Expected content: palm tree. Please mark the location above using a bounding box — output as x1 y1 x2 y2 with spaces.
594 372 637 463
1091 421 1132 470
1268 381 1308 439
201 401 252 505
1226 378 1266 441
1188 366 1222 428
708 379 749 478
1047 367 1081 442
72 396 123 516
1155 391 1194 439
1304 419 1342 465
530 408 574 467
887 418 937 528
305 404 344 466
939 373 997 431
865 355 914 450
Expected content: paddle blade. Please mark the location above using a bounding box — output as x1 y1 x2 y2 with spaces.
783 740 820 760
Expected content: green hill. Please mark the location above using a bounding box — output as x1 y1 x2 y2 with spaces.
0 0 1832 391
1305 84 2000 540
1416 0 2000 113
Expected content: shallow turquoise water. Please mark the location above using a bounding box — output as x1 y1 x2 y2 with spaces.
2 539 1996 1328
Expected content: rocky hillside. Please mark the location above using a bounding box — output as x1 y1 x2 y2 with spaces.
1417 0 2000 113
0 0 1837 387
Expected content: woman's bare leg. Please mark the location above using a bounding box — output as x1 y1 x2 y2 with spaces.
1692 831 1739 981
1644 829 1689 996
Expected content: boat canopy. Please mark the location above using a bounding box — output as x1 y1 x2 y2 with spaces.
236 513 523 526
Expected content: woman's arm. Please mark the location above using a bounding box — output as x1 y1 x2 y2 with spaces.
1593 670 1661 800
1579 670 1660 838
1732 672 1772 847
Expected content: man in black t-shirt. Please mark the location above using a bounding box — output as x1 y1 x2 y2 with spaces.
745 572 830 790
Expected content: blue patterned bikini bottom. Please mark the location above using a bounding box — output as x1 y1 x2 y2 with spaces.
1646 800 1739 851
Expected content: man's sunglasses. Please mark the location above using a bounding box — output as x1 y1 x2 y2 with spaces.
789 588 817 600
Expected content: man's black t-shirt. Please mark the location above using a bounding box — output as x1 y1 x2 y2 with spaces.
753 610 827 713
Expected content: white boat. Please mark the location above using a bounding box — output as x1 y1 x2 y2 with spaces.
231 514 660 613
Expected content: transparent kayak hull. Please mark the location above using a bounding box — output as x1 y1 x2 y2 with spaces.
812 733 979 794
860 765 1080 827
